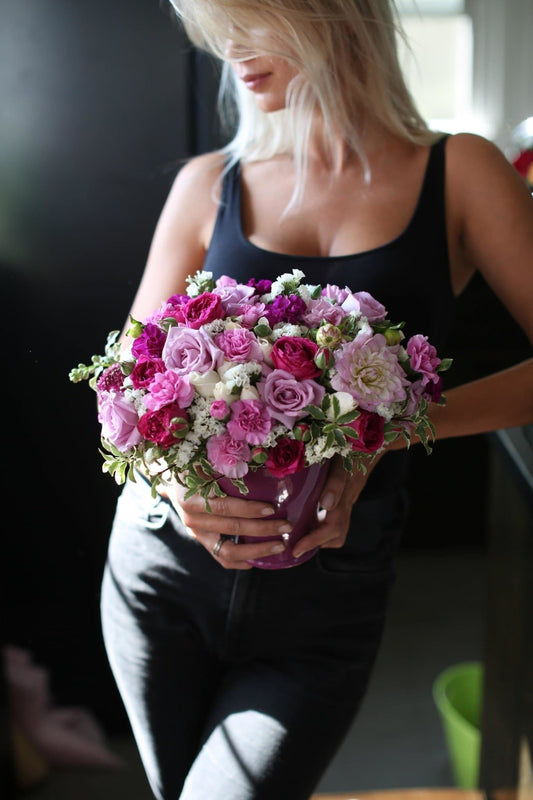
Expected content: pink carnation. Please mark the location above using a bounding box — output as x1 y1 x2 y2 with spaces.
227 399 272 444
406 334 441 386
144 370 195 411
215 328 264 362
206 432 251 479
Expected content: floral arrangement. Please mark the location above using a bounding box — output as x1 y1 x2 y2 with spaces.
69 269 451 508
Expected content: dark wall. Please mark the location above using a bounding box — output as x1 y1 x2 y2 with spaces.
1 0 530 738
2 0 220 732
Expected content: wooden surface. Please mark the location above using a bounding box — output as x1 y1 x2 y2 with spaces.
311 789 486 800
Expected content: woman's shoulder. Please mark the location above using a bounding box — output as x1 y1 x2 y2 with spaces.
444 131 520 186
170 150 227 201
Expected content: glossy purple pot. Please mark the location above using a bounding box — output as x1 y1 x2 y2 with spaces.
219 462 329 569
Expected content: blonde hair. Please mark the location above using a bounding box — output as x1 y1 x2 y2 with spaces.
168 0 438 209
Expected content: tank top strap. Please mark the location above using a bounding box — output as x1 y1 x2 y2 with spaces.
407 133 450 241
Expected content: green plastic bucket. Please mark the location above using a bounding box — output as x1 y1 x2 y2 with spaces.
433 661 483 789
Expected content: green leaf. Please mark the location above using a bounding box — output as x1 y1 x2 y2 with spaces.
438 358 453 372
303 404 326 420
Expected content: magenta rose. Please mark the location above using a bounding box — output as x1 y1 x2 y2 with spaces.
143 370 195 411
265 438 306 478
258 369 326 428
345 410 385 453
177 292 225 329
130 355 166 390
131 323 167 359
137 402 189 449
162 326 223 375
270 336 321 379
98 391 142 453
215 328 264 362
406 334 441 387
206 432 251 479
227 399 272 445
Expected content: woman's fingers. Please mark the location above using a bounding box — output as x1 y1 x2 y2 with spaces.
204 532 287 570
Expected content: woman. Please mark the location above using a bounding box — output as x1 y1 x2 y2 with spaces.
100 2 533 799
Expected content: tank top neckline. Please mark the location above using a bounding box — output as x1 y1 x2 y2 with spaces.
229 135 447 263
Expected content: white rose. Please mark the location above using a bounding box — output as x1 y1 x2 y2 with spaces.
326 391 356 421
213 381 235 403
188 369 220 398
240 386 260 401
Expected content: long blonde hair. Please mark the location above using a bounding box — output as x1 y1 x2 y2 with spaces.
168 0 438 209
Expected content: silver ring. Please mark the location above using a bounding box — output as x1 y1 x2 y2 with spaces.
212 535 227 558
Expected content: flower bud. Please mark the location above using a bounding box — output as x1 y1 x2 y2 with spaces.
127 320 144 339
316 323 342 349
251 446 268 465
314 348 331 370
383 328 403 346
293 422 311 442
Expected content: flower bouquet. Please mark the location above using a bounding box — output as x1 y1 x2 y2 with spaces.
70 269 451 567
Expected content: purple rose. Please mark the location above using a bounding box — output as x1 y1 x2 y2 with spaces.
238 302 268 328
406 334 441 386
214 328 264 362
97 391 142 453
162 326 223 375
131 323 167 359
258 369 325 428
144 370 195 411
227 399 272 445
206 432 251 479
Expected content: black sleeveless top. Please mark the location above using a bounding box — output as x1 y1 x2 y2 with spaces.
203 134 456 498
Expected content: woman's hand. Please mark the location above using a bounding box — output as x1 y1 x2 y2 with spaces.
291 454 382 559
161 481 292 570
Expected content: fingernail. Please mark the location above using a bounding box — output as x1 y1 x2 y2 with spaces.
271 544 285 554
278 523 292 534
292 548 305 558
261 506 275 516
321 492 335 510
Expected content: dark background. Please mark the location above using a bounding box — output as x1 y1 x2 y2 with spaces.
1 0 530 736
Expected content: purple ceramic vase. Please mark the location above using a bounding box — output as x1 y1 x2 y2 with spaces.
218 461 330 569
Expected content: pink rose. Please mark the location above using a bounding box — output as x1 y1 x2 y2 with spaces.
342 291 387 322
265 438 306 478
258 369 326 428
213 283 256 315
206 432 251 479
177 292 225 329
406 334 441 387
214 328 264 362
227 399 272 445
345 410 385 453
237 303 268 329
144 370 195 411
130 355 166 390
210 400 230 420
137 403 189 449
162 326 223 375
97 391 142 453
270 337 321 379
302 297 346 327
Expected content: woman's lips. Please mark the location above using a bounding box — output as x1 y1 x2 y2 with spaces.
240 72 272 90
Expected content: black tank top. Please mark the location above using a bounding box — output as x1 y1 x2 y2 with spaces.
202 134 456 497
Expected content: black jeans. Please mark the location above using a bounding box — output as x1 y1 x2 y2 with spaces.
100 476 406 800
